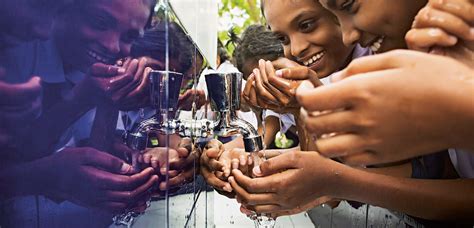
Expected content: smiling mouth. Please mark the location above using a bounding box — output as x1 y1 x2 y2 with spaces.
369 37 384 53
87 49 112 64
301 51 325 67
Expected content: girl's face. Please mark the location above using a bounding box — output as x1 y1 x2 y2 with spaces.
54 0 150 72
319 0 427 53
263 0 353 77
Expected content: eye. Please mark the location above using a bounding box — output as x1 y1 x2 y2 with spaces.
122 31 141 44
91 17 110 31
83 14 110 31
340 0 355 12
299 19 316 33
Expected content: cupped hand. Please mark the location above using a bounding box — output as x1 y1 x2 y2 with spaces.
42 147 158 213
242 58 315 114
228 151 341 214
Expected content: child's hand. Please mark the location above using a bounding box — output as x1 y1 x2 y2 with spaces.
243 58 321 114
0 76 42 148
200 139 233 194
406 0 474 68
200 140 253 198
74 57 163 110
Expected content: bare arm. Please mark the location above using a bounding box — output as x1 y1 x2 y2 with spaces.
338 166 474 221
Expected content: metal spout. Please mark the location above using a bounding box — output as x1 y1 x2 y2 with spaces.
205 72 264 152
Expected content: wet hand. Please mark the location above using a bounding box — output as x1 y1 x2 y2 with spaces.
178 89 207 111
42 147 158 213
228 151 339 214
200 139 233 195
298 50 474 166
406 0 474 68
243 58 321 114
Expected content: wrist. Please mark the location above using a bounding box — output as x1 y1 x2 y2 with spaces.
70 82 100 107
439 80 474 150
0 157 52 198
320 159 352 199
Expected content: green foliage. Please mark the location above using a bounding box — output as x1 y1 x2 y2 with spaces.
218 0 263 55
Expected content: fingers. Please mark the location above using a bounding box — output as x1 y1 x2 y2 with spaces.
205 139 223 151
177 137 193 155
253 68 279 105
330 50 419 82
302 109 359 136
254 152 299 177
296 80 353 112
229 176 278 206
0 76 42 105
108 59 140 100
118 67 152 109
201 165 232 192
231 169 277 193
163 168 195 190
413 7 473 41
428 0 474 24
406 28 458 52
103 174 158 202
80 148 131 174
275 66 320 83
243 74 255 102
271 57 300 69
316 133 366 158
89 63 125 78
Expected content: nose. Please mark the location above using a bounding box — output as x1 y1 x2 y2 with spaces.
340 18 361 47
289 34 310 59
100 32 121 55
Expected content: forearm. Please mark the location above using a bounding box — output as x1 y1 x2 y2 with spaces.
21 90 94 160
293 110 317 151
365 160 412 178
263 116 279 147
336 166 474 221
444 79 474 150
0 158 50 199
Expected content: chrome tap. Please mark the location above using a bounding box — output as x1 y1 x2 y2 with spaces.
126 70 263 153
126 70 214 150
205 72 263 153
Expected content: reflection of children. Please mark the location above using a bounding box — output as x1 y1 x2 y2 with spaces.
0 0 69 154
120 22 206 193
1 1 159 227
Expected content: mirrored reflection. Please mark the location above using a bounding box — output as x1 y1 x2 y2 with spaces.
0 0 211 227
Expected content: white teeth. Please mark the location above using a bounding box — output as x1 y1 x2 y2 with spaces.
370 37 384 53
303 51 325 67
88 50 108 63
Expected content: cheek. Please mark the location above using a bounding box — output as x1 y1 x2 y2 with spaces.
283 46 292 59
78 26 102 42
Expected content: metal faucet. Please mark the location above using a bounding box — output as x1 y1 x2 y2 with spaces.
205 72 263 152
126 70 263 153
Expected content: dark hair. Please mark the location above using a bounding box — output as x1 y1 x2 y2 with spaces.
217 39 230 64
131 21 194 72
232 24 284 74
